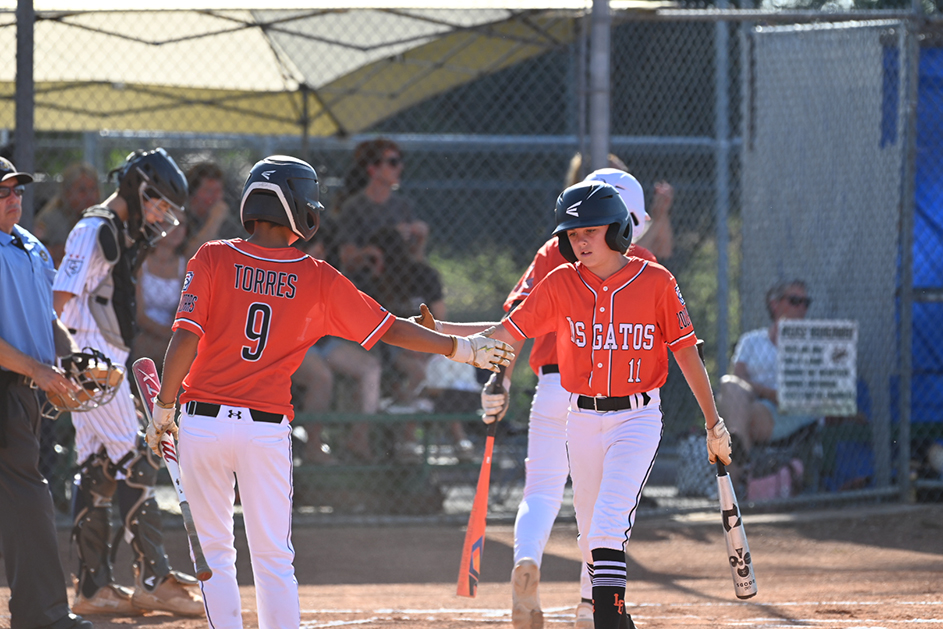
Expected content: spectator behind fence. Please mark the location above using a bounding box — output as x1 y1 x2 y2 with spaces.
366 227 474 461
182 161 231 258
565 152 674 260
132 210 187 374
33 162 101 267
292 229 382 464
716 279 819 484
335 139 429 291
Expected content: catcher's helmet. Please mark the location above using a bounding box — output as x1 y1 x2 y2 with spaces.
113 148 188 246
583 168 649 244
240 155 323 242
552 181 631 263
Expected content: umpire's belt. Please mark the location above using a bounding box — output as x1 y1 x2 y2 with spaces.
539 364 559 375
186 401 283 424
577 391 651 412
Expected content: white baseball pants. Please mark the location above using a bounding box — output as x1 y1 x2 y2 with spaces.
566 390 662 566
513 371 593 600
178 406 299 629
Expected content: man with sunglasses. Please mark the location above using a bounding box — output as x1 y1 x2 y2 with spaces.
717 279 817 486
0 158 95 629
51 149 204 618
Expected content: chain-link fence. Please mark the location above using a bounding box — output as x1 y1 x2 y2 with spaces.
3 4 941 523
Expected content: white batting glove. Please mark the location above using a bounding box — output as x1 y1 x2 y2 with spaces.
481 372 510 424
446 327 514 372
146 398 178 456
706 417 733 465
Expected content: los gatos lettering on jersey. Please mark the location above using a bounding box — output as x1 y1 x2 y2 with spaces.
503 257 697 397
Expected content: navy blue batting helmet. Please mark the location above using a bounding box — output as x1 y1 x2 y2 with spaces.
552 181 631 263
240 155 323 241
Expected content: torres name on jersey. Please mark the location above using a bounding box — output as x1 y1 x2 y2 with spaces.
503 256 696 398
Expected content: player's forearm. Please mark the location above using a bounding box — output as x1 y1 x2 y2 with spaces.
382 318 456 355
53 318 79 356
158 329 199 405
437 321 497 335
0 336 45 377
52 290 75 317
674 344 721 430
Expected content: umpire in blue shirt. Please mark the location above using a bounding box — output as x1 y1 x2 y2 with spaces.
0 157 92 629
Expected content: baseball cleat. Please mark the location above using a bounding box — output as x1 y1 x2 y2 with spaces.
132 570 205 617
511 558 543 629
574 601 594 629
72 582 144 616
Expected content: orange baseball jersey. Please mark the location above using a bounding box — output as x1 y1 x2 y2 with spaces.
502 256 695 397
173 239 395 418
504 238 658 376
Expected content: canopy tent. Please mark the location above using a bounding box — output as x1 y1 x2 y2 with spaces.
0 2 657 138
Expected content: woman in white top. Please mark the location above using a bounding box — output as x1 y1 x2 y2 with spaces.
133 214 187 372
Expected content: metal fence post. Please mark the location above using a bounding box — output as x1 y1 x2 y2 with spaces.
14 0 35 228
589 0 611 171
896 13 920 501
715 0 731 378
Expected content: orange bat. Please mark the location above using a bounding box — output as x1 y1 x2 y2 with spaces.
456 420 496 597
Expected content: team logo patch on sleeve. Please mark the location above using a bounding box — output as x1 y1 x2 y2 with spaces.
182 271 193 291
64 258 83 277
675 285 686 306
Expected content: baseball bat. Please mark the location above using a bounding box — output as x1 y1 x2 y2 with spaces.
132 358 213 581
716 461 757 599
456 369 504 598
693 339 757 599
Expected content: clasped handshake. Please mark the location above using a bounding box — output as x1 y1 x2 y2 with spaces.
443 327 514 373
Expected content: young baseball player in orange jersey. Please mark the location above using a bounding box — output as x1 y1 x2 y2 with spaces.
431 180 731 629
416 170 661 629
494 169 658 629
145 155 513 629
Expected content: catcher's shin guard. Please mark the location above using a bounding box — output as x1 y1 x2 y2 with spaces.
72 449 118 598
117 443 172 590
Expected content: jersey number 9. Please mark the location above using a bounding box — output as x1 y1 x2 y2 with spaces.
242 303 272 361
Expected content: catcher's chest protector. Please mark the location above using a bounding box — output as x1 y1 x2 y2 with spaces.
82 206 139 350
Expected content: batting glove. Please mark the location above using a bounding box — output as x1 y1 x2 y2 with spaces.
447 327 514 372
706 417 733 465
146 397 179 456
481 372 510 424
410 303 441 332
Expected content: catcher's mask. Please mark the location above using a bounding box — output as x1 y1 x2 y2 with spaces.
39 348 126 420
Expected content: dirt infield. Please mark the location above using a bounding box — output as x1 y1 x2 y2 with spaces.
2 502 941 628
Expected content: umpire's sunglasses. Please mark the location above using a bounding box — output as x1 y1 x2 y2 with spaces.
785 295 812 307
0 184 25 199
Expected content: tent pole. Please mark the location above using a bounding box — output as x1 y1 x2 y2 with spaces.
14 0 35 228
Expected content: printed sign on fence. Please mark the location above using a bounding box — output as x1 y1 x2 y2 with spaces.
777 319 857 417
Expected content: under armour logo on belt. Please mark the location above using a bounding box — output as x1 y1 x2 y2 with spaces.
228 410 243 419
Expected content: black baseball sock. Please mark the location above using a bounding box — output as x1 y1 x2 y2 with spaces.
591 547 627 629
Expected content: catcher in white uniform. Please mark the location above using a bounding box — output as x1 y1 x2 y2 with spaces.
53 148 203 617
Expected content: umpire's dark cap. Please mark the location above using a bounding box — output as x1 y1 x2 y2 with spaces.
0 157 33 184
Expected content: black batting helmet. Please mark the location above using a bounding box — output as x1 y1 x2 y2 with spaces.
113 148 187 245
240 155 323 242
552 181 631 263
